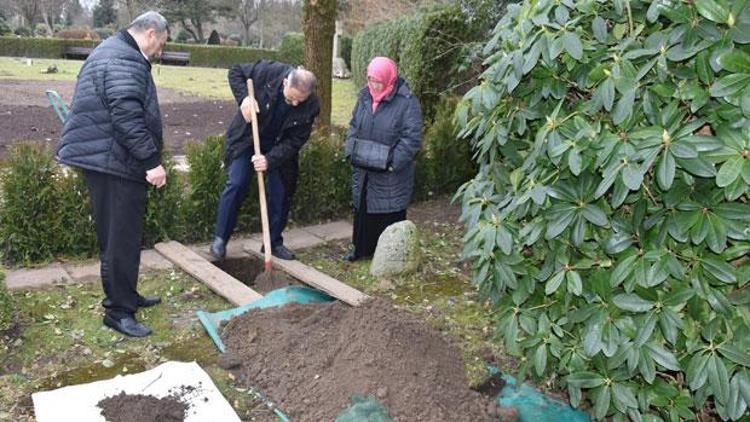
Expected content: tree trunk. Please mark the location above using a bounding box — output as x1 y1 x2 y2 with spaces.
303 0 336 130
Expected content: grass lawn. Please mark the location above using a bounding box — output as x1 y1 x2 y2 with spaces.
0 56 358 127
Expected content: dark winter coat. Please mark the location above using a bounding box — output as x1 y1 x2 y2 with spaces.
56 30 162 182
346 78 423 213
223 60 320 194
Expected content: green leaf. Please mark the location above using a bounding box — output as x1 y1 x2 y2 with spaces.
718 344 750 367
535 344 548 376
716 156 743 187
593 16 608 43
595 165 620 198
582 204 608 227
670 142 698 159
496 225 513 255
703 258 737 283
687 353 709 390
546 208 576 238
545 270 566 295
563 31 583 60
611 255 637 287
697 51 713 84
613 294 654 312
676 157 716 178
639 348 656 383
663 287 695 306
594 386 611 419
567 372 605 388
613 89 635 125
742 160 750 184
695 0 730 23
601 78 615 111
657 151 676 190
634 313 657 347
567 270 583 296
708 354 730 403
568 149 582 175
622 166 643 190
705 214 727 253
613 383 638 410
718 50 750 73
646 343 681 371
710 73 750 97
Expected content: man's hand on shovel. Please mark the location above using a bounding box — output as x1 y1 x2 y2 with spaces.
240 96 260 122
251 154 268 172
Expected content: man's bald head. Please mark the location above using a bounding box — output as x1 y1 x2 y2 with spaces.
283 67 317 106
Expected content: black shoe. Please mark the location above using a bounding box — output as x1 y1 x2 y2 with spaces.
342 250 358 262
261 244 296 260
103 314 152 337
137 295 161 307
102 295 161 308
209 236 226 260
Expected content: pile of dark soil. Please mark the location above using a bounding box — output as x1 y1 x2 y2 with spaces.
97 391 187 422
97 383 206 422
220 298 501 421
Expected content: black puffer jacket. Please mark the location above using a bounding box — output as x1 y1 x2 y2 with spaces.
346 78 422 213
223 60 320 190
56 30 162 182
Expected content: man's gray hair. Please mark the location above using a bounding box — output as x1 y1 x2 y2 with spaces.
127 11 169 34
287 67 317 94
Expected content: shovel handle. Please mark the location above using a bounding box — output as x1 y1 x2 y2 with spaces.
247 80 273 270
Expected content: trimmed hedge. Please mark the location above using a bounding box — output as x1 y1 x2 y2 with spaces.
277 32 305 67
0 36 285 68
0 114 475 265
351 5 476 119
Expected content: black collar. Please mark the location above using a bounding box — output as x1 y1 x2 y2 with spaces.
118 29 151 70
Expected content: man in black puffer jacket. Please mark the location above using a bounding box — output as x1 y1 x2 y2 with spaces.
209 60 320 261
55 11 169 338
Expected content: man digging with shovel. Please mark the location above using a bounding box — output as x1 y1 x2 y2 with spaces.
210 61 319 262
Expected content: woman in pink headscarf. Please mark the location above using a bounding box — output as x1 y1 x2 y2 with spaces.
343 56 423 261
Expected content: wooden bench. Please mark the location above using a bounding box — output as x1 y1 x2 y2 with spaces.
160 51 190 66
64 46 93 59
63 45 190 66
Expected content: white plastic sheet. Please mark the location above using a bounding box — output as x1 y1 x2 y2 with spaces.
32 361 240 422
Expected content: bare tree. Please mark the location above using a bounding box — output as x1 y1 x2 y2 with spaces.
117 0 159 23
160 0 231 43
10 0 41 27
341 0 449 33
40 0 69 35
303 0 335 129
246 0 263 47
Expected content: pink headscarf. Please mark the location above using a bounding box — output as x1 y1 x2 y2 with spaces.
367 57 398 112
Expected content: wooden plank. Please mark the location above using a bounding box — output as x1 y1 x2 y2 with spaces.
155 241 262 306
244 239 369 306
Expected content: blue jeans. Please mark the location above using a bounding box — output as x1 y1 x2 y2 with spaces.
214 150 290 248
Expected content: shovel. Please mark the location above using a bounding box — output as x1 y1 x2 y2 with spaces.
246 80 273 276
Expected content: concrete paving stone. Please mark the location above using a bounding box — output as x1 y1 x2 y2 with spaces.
282 228 324 250
302 221 352 242
5 263 71 290
140 249 174 271
65 262 101 283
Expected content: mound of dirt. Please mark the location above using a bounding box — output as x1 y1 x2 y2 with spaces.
97 391 187 422
97 383 206 422
220 298 500 421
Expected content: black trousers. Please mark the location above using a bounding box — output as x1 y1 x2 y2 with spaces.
84 170 147 319
352 175 407 259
